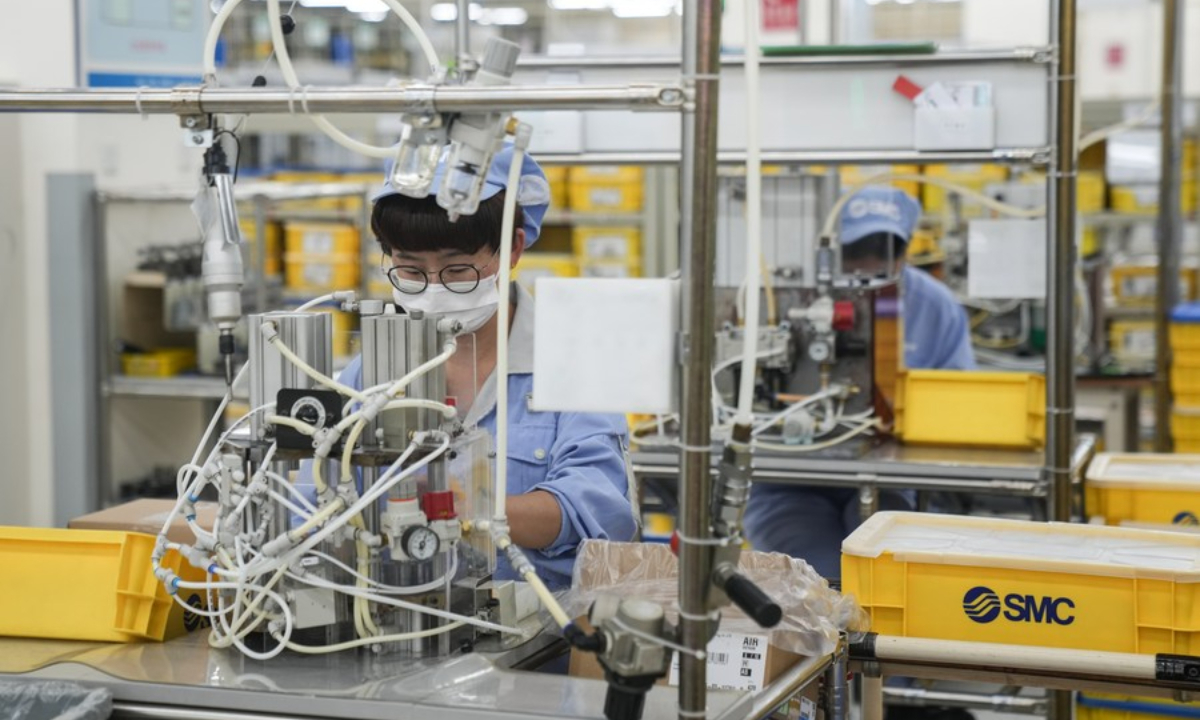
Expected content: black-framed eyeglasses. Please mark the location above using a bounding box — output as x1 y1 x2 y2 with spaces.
383 251 497 295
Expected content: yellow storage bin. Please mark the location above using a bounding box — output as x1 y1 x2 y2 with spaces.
921 165 1009 217
0 527 207 642
285 222 360 256
545 166 569 210
1171 364 1200 395
514 253 579 293
1109 320 1156 368
1111 265 1198 307
842 511 1200 654
240 218 283 276
121 348 197 378
284 254 360 292
571 165 644 184
1019 170 1106 214
580 260 642 278
572 226 642 262
1078 694 1200 720
1172 408 1200 441
1170 304 1200 351
894 370 1045 448
569 166 644 213
1112 182 1198 215
840 165 921 199
1086 452 1200 527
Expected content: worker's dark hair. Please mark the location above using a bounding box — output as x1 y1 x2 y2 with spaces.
371 191 524 256
842 232 907 264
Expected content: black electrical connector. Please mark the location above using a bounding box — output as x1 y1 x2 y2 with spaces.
603 671 658 720
280 14 296 35
203 142 231 182
252 75 268 87
564 622 606 654
1157 654 1200 686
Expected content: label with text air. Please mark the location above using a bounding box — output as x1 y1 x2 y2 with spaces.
668 632 771 692
962 586 1076 627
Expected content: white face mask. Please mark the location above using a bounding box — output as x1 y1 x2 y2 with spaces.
393 275 500 335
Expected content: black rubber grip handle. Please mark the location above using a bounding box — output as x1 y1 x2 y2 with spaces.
722 571 783 628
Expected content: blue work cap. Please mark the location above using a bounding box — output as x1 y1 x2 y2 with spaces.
838 186 921 246
374 144 551 247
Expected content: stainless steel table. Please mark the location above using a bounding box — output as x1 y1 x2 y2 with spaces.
0 632 832 720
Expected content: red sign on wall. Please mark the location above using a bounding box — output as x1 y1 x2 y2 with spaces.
1106 43 1125 69
762 0 799 32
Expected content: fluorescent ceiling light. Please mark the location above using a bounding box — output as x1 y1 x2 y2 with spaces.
548 0 608 11
481 7 529 24
610 0 675 17
299 0 388 10
430 2 485 20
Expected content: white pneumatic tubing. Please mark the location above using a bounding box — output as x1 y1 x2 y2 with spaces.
735 0 764 427
492 125 527 524
871 636 1158 680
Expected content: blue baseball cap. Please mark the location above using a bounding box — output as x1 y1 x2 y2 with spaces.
839 187 921 246
374 143 551 247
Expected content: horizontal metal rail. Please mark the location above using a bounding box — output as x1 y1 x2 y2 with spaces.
0 83 685 115
516 47 1053 69
535 148 1052 166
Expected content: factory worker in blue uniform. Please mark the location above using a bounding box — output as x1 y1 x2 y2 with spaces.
323 147 638 590
743 186 975 580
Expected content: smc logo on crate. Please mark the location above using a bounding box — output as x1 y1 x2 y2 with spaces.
962 586 1076 626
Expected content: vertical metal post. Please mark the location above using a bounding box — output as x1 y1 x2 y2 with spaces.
95 194 112 509
678 0 722 713
454 0 474 76
1155 0 1185 452
1047 0 1077 524
253 194 268 314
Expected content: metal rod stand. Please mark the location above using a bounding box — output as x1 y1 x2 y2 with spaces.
1155 0 1185 451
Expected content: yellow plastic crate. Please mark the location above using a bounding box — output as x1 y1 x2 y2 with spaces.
285 222 360 256
840 165 921 199
572 226 642 262
1086 452 1200 527
0 527 207 642
514 253 579 293
1019 170 1106 214
1078 694 1200 720
570 165 644 184
284 254 360 292
1172 364 1200 395
121 348 197 378
544 166 569 210
580 260 642 278
568 167 644 213
894 370 1045 448
1111 265 1198 307
842 512 1200 654
1111 182 1198 215
1172 323 1200 351
1172 408 1200 441
1109 320 1156 367
921 164 1009 217
240 218 283 276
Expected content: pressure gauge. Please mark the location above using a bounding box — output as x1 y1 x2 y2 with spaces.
400 526 440 561
808 340 832 363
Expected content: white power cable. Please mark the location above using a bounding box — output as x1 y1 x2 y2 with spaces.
735 0 764 426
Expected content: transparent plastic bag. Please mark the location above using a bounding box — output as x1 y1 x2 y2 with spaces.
561 540 868 657
0 680 113 720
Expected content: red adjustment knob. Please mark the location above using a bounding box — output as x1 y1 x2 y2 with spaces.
421 490 456 520
832 301 855 331
669 531 680 556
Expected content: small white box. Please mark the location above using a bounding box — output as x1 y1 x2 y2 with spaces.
532 278 678 414
914 106 996 151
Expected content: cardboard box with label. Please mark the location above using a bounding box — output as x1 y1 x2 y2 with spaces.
70 498 217 545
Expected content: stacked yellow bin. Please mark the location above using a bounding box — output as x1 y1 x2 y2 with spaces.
240 218 283 277
1171 303 1200 450
284 222 361 292
513 254 579 294
544 166 570 211
1110 264 1198 308
921 164 1009 218
572 226 642 278
568 166 644 213
839 165 921 199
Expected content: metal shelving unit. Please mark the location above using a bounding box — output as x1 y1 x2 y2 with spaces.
94 181 374 502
